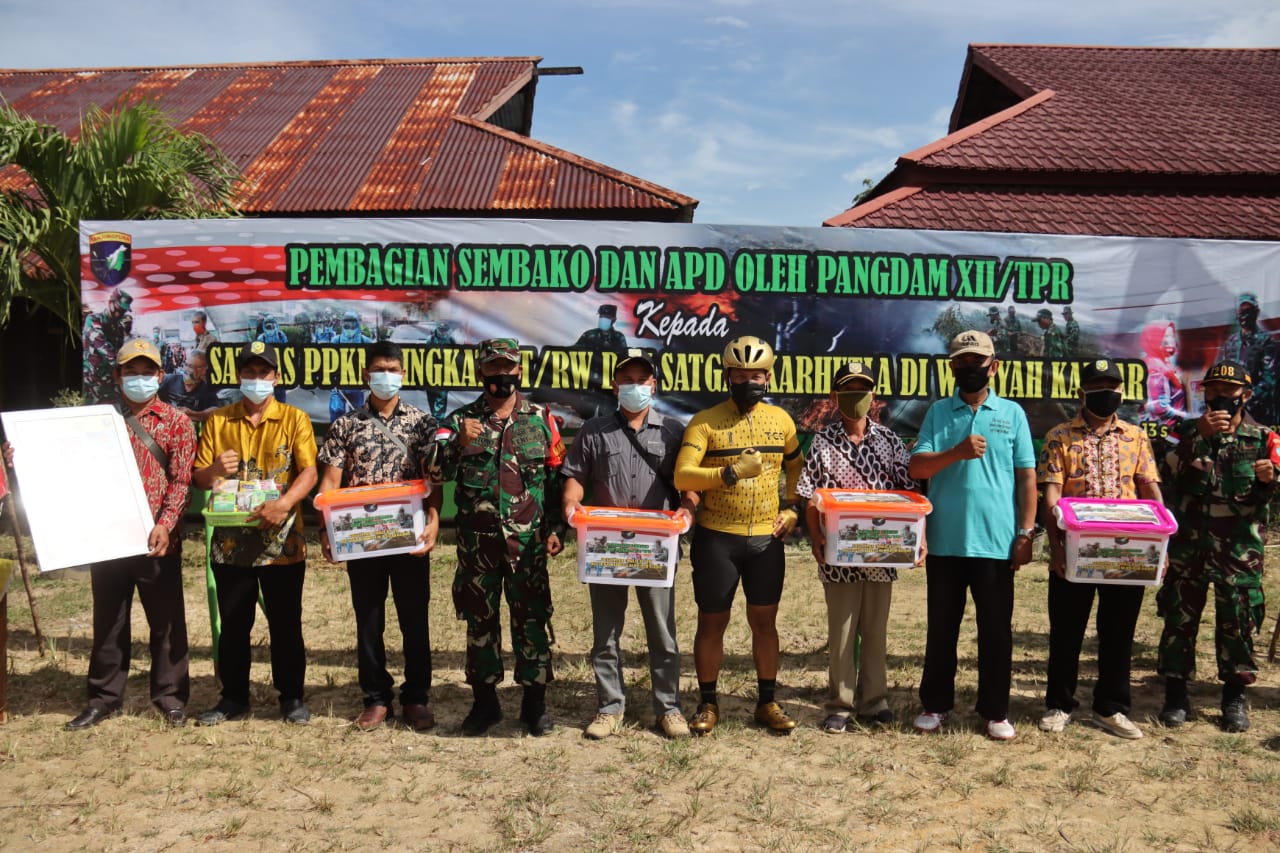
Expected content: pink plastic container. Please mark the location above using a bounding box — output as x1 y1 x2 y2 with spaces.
1053 497 1178 585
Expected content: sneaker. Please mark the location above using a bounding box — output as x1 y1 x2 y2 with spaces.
821 713 849 734
857 709 895 727
1092 711 1142 739
584 712 623 740
1158 706 1188 727
754 701 798 733
659 711 691 739
1038 709 1071 733
986 718 1017 741
913 710 949 733
1221 697 1250 733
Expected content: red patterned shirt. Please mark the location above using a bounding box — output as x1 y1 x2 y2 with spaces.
123 398 197 534
1036 414 1159 499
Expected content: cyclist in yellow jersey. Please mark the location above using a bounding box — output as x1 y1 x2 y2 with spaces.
674 335 804 734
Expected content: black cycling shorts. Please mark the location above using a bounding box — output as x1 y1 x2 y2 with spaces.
690 526 785 612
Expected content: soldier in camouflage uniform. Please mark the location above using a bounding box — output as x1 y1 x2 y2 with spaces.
1005 306 1022 356
1062 306 1080 356
1157 361 1279 732
572 304 629 419
985 307 1008 356
1037 308 1067 358
426 338 566 736
425 321 458 420
574 303 628 353
82 288 134 403
1215 293 1278 428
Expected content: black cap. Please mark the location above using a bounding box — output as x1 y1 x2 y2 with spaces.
833 360 876 388
1080 358 1122 384
235 340 280 369
1204 360 1252 388
615 347 656 377
597 304 617 319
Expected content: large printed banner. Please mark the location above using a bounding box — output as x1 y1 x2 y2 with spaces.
80 219 1280 437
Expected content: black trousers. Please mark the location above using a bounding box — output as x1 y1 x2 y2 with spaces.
919 555 1014 721
212 561 306 706
87 552 189 712
347 552 432 708
1045 573 1144 716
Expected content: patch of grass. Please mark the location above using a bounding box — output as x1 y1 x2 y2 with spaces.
1228 806 1280 835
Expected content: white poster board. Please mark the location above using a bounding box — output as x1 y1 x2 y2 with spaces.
1 405 153 570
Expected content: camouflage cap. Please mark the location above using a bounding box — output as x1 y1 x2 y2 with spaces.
109 288 133 308
116 336 162 367
235 339 280 369
1036 308 1053 321
477 337 521 365
1237 292 1259 307
1204 360 1252 388
948 329 995 358
597 304 618 319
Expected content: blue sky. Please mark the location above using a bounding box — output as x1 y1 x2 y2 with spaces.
3 0 1277 226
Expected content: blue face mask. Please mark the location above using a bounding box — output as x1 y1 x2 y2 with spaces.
597 318 613 332
369 371 403 401
617 383 653 412
121 375 159 403
240 378 274 404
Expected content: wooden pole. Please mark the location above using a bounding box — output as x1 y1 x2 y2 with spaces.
4 499 46 656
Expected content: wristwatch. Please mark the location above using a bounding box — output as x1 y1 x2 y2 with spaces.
1016 527 1037 540
721 465 739 487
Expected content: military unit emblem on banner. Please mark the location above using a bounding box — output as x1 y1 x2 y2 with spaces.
89 231 132 287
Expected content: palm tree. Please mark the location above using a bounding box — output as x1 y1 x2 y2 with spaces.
0 99 241 337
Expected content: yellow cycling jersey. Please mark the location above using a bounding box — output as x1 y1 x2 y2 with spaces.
674 399 803 535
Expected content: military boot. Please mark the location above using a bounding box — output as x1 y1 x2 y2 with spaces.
1159 677 1189 727
461 683 503 736
1221 681 1250 733
521 683 554 737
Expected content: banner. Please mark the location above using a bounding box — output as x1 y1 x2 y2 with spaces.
79 219 1279 437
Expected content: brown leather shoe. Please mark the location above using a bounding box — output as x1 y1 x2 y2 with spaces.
402 703 436 732
754 701 798 733
355 705 389 731
688 702 719 736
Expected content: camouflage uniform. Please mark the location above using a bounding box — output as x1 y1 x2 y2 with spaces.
1064 319 1081 356
426 393 565 686
573 326 627 352
1217 328 1279 428
82 300 132 403
1156 419 1279 683
425 324 458 420
1004 311 1022 356
1041 322 1067 358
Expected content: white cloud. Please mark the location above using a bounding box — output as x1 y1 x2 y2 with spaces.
708 15 750 28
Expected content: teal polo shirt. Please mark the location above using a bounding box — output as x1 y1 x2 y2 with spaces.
912 389 1035 559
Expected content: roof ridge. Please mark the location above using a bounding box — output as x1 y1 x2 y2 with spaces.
904 89 1055 164
970 43 1278 53
452 114 698 207
0 57 543 74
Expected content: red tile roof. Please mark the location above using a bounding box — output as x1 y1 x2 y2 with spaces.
826 45 1280 238
0 58 698 221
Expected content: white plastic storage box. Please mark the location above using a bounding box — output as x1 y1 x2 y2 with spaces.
313 480 430 562
810 489 932 567
571 506 689 588
1054 497 1178 585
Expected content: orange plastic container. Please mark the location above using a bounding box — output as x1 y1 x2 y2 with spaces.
570 506 689 587
313 480 431 562
810 489 932 567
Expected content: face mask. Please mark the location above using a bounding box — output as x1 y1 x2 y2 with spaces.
953 364 990 394
240 378 274 404
617 383 653 412
483 374 519 399
836 391 873 420
1082 389 1122 418
597 318 613 332
121 375 159 403
1206 395 1244 416
729 380 767 410
369 371 402 401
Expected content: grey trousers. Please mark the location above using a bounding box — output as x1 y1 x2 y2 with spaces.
589 582 681 718
823 580 892 716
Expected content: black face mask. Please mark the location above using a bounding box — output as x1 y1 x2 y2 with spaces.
483 374 519 399
953 364 990 394
1206 395 1244 416
1082 389 1122 418
729 380 767 410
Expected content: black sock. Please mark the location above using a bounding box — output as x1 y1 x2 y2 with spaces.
698 681 717 706
1164 677 1187 708
472 682 498 706
1223 680 1246 705
757 679 777 707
